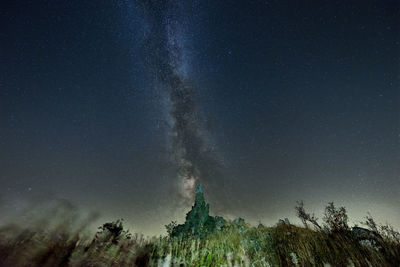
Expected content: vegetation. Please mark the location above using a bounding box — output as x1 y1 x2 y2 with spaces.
167 185 226 238
0 187 399 266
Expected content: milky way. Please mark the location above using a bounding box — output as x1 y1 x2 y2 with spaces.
140 0 223 205
1 0 398 234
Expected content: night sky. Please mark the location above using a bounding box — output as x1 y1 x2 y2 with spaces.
1 0 399 235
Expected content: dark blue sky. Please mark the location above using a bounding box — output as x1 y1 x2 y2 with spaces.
1 0 399 234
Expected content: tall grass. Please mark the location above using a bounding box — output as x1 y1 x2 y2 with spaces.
1 218 399 266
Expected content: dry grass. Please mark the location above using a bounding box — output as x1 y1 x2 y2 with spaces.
1 219 399 266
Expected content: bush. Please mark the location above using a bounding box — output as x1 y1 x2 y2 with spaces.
323 202 349 232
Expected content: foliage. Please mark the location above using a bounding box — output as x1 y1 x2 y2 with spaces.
165 221 177 237
168 185 226 238
323 201 349 232
95 219 132 244
0 189 399 266
362 213 400 244
295 200 322 230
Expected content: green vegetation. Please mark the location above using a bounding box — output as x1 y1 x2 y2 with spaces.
167 185 226 238
0 187 399 266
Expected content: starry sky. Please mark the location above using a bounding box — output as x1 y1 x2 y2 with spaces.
1 0 399 235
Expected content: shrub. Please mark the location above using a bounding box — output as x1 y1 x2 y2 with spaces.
323 202 349 232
